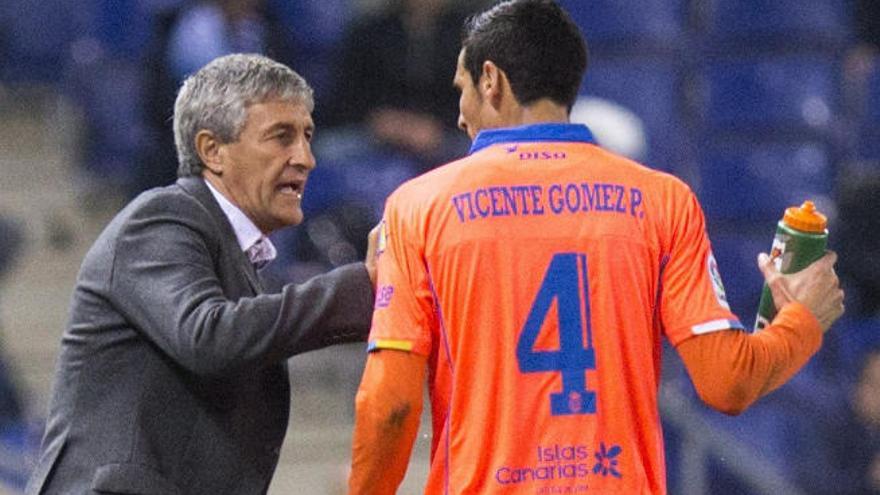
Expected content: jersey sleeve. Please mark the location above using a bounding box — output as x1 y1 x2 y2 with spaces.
661 188 744 345
367 192 436 356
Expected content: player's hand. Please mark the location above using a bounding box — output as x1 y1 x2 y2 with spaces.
757 251 845 332
365 223 380 287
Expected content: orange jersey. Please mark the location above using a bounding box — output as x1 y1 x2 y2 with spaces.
368 124 742 494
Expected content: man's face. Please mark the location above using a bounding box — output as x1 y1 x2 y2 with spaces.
217 99 315 233
454 49 485 140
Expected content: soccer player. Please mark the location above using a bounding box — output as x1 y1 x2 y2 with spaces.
347 1 845 493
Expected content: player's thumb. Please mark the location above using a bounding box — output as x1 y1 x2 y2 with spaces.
757 253 778 281
757 252 794 309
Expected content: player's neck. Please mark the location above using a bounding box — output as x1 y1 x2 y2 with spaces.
508 99 570 127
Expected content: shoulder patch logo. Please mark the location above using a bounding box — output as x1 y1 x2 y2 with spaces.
707 252 730 310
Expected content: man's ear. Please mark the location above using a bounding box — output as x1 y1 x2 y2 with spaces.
481 60 505 107
195 130 224 175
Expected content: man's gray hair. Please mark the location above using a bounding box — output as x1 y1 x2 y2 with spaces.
173 53 314 177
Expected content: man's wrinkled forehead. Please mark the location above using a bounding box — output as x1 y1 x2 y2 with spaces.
245 92 314 113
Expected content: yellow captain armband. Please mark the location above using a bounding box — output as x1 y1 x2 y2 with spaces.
367 339 414 352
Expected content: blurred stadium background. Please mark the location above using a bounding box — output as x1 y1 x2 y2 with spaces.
0 0 878 493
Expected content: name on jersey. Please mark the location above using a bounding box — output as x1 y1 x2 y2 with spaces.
451 183 644 223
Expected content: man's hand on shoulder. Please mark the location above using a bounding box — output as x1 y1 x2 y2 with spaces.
365 223 381 287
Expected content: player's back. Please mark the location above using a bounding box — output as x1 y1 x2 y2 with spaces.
375 124 726 494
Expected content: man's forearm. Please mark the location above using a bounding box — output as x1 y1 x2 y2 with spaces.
349 350 426 494
676 302 823 415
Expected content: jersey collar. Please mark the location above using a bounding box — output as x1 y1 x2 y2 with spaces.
468 123 596 155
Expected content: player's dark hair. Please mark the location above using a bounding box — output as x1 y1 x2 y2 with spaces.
461 0 587 110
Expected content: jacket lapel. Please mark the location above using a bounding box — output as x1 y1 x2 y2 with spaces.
177 177 264 294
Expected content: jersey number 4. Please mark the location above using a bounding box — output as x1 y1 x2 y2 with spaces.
516 253 596 416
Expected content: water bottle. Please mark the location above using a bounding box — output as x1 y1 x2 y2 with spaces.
754 201 828 331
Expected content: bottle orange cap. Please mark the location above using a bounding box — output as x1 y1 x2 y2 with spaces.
783 200 827 233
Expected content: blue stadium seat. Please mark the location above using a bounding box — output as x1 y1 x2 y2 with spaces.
700 54 840 137
140 0 187 16
268 0 350 51
557 0 687 53
858 64 880 161
699 140 835 224
705 0 852 50
64 58 146 186
580 58 687 171
92 0 151 60
0 0 148 83
0 0 93 82
829 318 880 379
267 0 352 95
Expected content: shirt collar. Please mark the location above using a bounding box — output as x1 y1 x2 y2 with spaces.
468 123 596 155
204 179 277 261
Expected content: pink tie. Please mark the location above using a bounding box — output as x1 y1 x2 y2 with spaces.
246 238 272 270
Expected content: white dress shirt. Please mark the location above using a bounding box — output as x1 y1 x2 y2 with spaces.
204 179 277 267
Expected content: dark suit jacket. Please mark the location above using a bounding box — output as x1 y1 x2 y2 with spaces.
27 177 375 494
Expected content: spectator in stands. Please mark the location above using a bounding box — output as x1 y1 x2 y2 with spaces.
835 177 880 317
323 0 470 171
136 0 297 197
844 0 880 105
835 0 880 318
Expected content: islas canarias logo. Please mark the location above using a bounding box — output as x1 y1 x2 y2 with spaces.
493 442 624 488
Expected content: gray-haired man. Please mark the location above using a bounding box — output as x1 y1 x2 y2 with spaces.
27 54 377 494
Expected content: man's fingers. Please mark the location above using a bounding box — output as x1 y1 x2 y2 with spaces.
364 223 381 286
800 250 838 276
823 250 837 266
816 251 839 281
757 252 781 283
757 252 794 309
